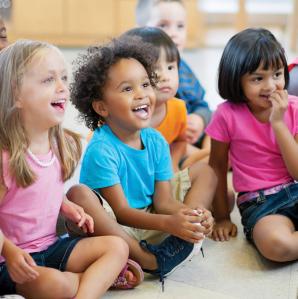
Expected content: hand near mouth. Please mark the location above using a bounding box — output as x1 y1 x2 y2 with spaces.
269 89 288 125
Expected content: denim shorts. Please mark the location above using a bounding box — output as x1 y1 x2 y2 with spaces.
0 236 81 295
238 182 298 242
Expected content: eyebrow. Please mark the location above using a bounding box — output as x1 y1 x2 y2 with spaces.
116 76 149 89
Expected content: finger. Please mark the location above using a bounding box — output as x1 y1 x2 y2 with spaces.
222 228 231 241
11 265 32 283
212 229 220 241
217 228 226 242
77 212 86 227
231 225 238 237
86 216 94 233
23 255 39 277
24 252 37 267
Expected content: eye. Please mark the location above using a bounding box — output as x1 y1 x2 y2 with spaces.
157 23 168 29
274 71 283 79
61 75 68 82
122 86 132 92
251 76 262 82
177 23 185 29
168 64 176 71
142 81 150 88
42 77 54 83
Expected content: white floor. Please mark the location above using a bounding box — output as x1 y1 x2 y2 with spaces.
61 28 298 299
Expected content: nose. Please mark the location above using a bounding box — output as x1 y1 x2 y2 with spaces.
56 78 67 93
158 70 169 83
135 86 146 100
264 78 276 91
166 26 177 40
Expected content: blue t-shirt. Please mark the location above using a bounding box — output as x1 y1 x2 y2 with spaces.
80 125 173 208
177 58 212 126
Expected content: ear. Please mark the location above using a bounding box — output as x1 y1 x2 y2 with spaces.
14 96 23 109
92 100 108 118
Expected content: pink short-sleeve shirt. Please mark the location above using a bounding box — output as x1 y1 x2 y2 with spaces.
206 96 298 192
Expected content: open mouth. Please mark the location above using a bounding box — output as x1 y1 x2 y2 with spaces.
51 99 66 110
260 95 270 101
132 104 150 119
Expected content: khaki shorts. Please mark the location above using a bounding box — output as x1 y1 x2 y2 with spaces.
101 168 191 244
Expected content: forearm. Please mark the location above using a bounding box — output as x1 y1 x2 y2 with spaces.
213 176 231 221
272 122 298 179
170 141 187 171
1 236 16 259
154 197 185 215
116 206 170 232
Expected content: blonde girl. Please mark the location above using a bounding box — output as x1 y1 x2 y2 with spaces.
0 40 139 299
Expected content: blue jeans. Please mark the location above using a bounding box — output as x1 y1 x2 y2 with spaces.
238 182 298 242
0 236 81 295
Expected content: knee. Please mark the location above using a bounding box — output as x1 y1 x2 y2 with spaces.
191 161 218 187
105 236 129 260
257 234 294 262
66 184 96 204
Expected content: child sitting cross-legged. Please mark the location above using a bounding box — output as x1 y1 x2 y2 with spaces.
67 36 216 288
0 39 142 299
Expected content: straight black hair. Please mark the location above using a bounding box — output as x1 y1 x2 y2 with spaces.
218 28 289 103
123 26 180 65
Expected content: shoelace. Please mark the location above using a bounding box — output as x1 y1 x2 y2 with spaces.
158 244 205 292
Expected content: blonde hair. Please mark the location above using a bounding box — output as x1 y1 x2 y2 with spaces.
0 40 81 187
135 0 184 26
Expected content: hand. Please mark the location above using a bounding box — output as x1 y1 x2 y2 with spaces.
199 208 214 237
212 219 237 241
186 114 204 144
269 89 288 125
5 243 39 284
165 208 205 243
60 197 94 234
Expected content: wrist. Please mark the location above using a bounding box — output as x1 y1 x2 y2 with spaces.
271 120 286 131
160 214 171 233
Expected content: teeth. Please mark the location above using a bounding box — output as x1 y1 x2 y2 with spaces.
133 105 147 111
52 99 65 104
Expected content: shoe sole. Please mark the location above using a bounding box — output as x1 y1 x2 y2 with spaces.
163 244 196 277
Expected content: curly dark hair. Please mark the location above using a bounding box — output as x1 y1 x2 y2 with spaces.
70 36 159 131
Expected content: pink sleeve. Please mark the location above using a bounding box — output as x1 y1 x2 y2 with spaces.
205 103 231 143
1 151 12 189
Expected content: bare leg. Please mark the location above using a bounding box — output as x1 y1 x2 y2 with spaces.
17 266 80 299
66 236 128 299
183 161 217 209
181 147 210 169
66 185 158 271
253 214 298 262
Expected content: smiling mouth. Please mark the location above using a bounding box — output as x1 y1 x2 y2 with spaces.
132 104 150 119
51 99 66 109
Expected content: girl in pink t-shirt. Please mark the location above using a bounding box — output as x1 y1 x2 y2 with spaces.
0 40 142 298
206 28 298 263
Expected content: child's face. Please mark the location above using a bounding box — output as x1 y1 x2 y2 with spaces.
95 58 156 134
154 49 179 105
0 20 8 50
241 63 285 112
16 48 69 131
147 1 187 52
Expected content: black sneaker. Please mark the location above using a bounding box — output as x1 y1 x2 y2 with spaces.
140 235 194 290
